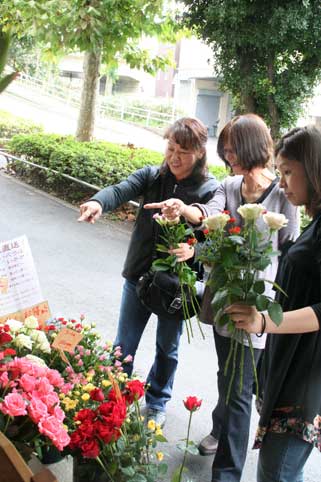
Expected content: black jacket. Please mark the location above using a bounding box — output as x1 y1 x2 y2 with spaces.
92 165 219 280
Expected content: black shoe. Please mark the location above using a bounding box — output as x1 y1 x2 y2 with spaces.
198 434 218 456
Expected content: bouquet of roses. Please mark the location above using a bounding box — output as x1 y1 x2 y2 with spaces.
68 376 168 482
198 204 288 402
0 346 70 461
152 213 204 342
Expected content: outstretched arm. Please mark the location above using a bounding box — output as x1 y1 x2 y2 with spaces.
224 303 320 334
144 198 204 224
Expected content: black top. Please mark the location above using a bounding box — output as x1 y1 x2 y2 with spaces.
259 213 321 440
91 166 219 280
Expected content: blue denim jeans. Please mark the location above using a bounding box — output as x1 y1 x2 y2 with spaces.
114 279 183 412
257 432 313 482
211 329 263 482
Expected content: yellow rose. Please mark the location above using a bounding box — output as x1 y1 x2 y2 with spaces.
156 452 164 462
81 393 90 401
83 383 95 392
102 380 112 387
147 420 156 431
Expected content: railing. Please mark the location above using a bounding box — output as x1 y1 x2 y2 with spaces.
0 149 140 208
11 73 177 130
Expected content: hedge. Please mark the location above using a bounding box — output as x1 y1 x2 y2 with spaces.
0 110 43 142
6 133 227 204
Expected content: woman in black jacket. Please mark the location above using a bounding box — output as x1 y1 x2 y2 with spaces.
78 117 219 427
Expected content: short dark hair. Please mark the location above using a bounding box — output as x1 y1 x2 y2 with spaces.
217 113 273 171
275 125 321 216
161 117 208 182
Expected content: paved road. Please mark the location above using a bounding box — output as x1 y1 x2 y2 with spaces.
1 85 221 165
0 172 319 481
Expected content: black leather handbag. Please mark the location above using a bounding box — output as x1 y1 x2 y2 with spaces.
136 270 200 321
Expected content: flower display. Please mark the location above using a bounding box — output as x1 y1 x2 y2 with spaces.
198 206 287 402
152 213 204 342
0 354 70 457
0 315 168 480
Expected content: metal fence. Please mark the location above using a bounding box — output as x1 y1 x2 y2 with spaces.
13 73 177 129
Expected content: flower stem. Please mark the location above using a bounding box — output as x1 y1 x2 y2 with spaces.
245 332 259 399
226 337 239 405
178 411 193 482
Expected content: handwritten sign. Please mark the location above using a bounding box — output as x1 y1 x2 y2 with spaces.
0 235 51 325
52 327 83 353
0 301 51 327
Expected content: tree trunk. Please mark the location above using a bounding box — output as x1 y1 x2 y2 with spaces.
238 50 257 114
76 50 101 142
267 58 280 140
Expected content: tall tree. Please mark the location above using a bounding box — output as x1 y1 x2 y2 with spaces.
1 0 179 140
182 0 321 138
0 27 18 94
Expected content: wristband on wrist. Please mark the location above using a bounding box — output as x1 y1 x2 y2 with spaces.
256 313 266 338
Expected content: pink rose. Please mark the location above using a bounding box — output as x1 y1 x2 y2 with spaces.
19 374 37 392
36 377 53 395
51 405 65 423
46 369 64 388
28 398 48 423
40 392 59 408
54 429 70 451
0 393 27 416
0 371 9 388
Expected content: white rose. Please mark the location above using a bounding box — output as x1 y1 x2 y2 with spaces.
31 330 47 343
24 316 39 329
204 213 230 231
153 213 180 225
25 354 47 367
6 319 23 333
37 340 51 354
263 212 288 230
237 203 266 221
14 334 33 350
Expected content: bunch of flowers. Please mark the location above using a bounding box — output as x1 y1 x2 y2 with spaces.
152 213 204 342
0 351 70 460
0 314 168 479
68 377 168 482
198 204 288 402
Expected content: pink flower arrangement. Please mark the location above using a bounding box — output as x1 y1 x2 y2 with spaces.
0 356 70 452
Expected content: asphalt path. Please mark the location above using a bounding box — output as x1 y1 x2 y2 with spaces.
0 172 319 482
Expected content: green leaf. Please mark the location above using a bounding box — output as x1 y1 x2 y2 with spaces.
156 434 168 442
268 302 283 326
255 294 270 311
120 466 136 477
253 280 265 294
212 289 229 309
158 463 168 475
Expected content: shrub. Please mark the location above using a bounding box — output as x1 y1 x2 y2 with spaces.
0 110 43 142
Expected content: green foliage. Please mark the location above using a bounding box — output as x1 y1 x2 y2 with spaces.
208 164 227 181
182 0 321 137
0 110 43 141
7 133 163 202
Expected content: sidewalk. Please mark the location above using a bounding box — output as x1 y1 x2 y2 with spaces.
2 84 222 165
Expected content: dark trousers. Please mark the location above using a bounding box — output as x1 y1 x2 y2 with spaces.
211 329 263 482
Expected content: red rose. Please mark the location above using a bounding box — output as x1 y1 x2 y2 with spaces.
90 388 105 402
229 226 241 235
80 439 100 458
222 210 230 215
74 408 96 422
3 348 16 357
94 420 115 443
69 429 83 449
0 332 12 345
183 396 202 412
124 380 145 404
228 217 236 223
78 420 96 439
203 229 209 235
187 237 197 246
